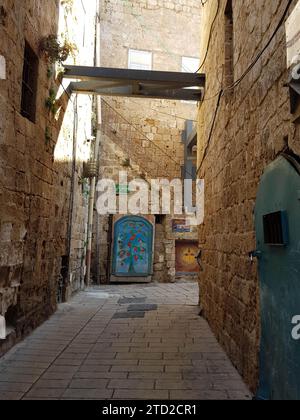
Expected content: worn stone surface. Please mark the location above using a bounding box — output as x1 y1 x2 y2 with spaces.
197 0 300 392
0 282 251 400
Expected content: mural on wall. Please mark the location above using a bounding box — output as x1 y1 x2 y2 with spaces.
112 217 153 277
175 240 199 274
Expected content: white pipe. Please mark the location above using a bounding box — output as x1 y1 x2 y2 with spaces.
0 315 6 340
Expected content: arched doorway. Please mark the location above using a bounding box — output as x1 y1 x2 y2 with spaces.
255 154 300 400
111 216 154 282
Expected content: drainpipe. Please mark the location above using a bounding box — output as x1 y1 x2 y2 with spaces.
85 0 102 286
65 95 78 301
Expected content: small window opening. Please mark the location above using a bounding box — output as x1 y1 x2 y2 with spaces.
263 211 289 246
5 305 18 335
21 41 38 123
224 0 234 88
155 215 165 225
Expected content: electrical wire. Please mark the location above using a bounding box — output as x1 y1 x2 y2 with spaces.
197 0 294 174
195 0 220 73
197 90 222 174
101 98 195 178
230 0 293 91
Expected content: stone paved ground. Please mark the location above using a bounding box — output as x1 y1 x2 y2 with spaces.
0 281 251 400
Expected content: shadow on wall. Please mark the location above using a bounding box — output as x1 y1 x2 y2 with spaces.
0 86 92 357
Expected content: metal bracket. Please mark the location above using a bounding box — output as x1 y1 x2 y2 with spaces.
249 250 262 263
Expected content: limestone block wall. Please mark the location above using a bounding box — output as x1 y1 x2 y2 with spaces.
0 0 96 354
0 0 61 346
55 0 97 296
197 0 300 391
100 0 202 180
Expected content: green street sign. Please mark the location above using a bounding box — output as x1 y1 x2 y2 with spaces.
116 184 130 195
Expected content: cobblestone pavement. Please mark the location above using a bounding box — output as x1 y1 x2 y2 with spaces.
0 281 251 400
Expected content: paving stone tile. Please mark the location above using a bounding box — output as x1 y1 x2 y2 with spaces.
113 312 145 319
62 388 113 400
170 390 228 400
116 352 163 360
73 371 128 379
77 365 111 373
0 366 45 376
226 390 252 400
112 389 169 400
127 304 157 312
33 379 70 389
84 359 137 366
111 365 164 373
69 378 108 389
46 365 79 374
128 372 182 380
0 382 32 393
41 372 75 380
118 298 147 304
24 388 66 399
0 373 39 383
156 379 212 390
0 391 24 400
108 379 155 390
213 379 251 392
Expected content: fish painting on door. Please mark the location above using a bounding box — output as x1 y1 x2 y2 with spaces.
176 240 199 274
112 216 153 277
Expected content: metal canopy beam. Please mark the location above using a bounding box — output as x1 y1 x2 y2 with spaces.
69 81 202 101
64 65 205 102
64 65 205 85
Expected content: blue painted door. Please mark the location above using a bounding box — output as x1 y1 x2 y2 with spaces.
112 216 153 277
255 155 300 400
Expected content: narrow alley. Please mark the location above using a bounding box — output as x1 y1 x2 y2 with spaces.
0 282 250 400
1 0 300 402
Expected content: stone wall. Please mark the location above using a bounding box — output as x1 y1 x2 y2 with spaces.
0 0 96 354
100 0 202 179
92 0 202 283
55 0 97 297
0 0 60 352
197 0 300 391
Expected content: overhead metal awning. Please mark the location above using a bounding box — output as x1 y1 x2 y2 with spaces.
63 66 205 102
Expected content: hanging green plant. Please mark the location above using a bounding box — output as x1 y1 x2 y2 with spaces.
45 126 52 144
39 34 77 64
45 88 59 116
47 67 54 79
61 0 74 15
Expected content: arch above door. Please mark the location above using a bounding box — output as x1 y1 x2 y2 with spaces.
111 216 154 283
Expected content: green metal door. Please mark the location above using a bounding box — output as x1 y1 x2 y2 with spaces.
255 155 300 400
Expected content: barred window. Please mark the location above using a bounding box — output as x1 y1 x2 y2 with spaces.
21 42 38 123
